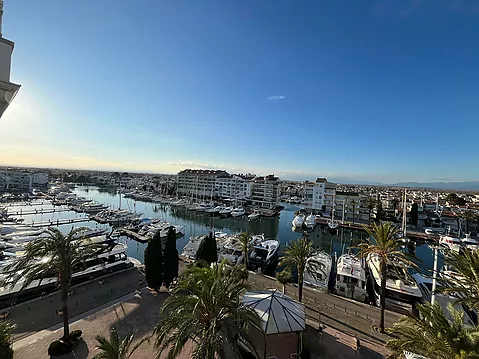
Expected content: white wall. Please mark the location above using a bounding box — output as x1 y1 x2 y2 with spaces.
0 40 12 82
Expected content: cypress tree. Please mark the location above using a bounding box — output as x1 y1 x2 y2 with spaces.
196 232 218 264
144 231 163 290
163 227 179 286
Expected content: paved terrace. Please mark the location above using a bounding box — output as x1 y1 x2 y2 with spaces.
10 265 401 358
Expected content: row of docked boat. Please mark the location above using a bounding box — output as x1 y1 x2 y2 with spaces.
0 225 136 308
91 209 142 225
292 213 339 231
181 232 280 270
439 233 479 252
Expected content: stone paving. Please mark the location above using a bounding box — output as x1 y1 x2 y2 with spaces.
10 264 402 358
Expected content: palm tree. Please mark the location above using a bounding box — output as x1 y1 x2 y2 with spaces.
4 228 103 340
438 249 479 311
387 303 479 359
350 199 358 224
276 268 292 294
279 236 323 303
93 327 148 359
0 321 14 359
459 210 476 234
154 262 264 359
365 196 376 224
356 221 418 333
238 231 250 269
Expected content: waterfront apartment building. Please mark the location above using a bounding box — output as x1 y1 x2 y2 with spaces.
250 175 281 209
0 170 32 191
177 169 229 199
215 174 254 201
323 181 337 217
32 172 49 186
0 0 20 118
303 178 327 212
334 191 369 223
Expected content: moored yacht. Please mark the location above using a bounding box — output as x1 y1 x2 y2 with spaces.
231 207 245 218
366 253 422 313
303 251 332 293
461 234 479 251
0 242 133 308
206 205 224 215
219 206 233 216
248 210 261 222
335 254 367 301
248 238 279 270
304 214 315 229
327 219 339 230
439 234 461 252
292 214 305 229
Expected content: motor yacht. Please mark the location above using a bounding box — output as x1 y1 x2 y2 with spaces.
303 251 332 293
461 234 479 251
219 206 233 216
231 207 245 218
335 254 367 301
439 234 461 252
366 253 422 313
248 210 261 222
248 238 279 270
292 214 305 229
304 214 315 229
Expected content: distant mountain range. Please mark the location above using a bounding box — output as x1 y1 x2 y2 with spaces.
338 180 479 191
390 181 479 191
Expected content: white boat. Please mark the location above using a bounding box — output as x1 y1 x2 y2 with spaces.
231 207 245 218
248 238 279 269
217 236 244 266
181 235 207 260
425 227 445 235
0 242 133 305
304 214 315 229
292 214 305 228
366 253 422 313
303 251 332 292
461 234 479 251
335 254 367 301
248 210 261 222
219 207 233 216
439 235 461 252
328 220 339 230
206 205 224 215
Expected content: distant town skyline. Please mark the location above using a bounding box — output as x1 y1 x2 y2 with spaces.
1 1 479 183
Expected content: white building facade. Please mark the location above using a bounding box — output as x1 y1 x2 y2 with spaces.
0 1 20 118
32 172 49 186
303 178 327 212
0 170 32 191
215 174 253 200
177 169 229 199
250 175 281 208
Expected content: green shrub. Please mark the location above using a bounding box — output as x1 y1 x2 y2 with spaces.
0 346 13 359
48 340 73 356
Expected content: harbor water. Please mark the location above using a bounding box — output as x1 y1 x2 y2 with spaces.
7 186 439 273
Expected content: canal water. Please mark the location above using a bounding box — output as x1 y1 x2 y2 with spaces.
7 186 438 273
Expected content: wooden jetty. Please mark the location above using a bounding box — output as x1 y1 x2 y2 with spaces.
119 228 149 244
30 217 91 228
6 208 71 216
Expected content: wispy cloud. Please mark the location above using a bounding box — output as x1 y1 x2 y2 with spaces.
267 95 286 101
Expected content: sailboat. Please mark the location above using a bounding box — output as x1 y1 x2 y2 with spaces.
397 190 410 243
328 193 339 230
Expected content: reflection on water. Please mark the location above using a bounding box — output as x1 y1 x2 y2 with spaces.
10 185 435 271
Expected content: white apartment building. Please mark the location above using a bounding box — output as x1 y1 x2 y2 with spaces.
0 170 32 191
177 169 229 199
303 178 327 212
32 172 49 186
250 175 281 209
0 1 20 118
334 191 369 223
323 181 337 217
215 174 254 200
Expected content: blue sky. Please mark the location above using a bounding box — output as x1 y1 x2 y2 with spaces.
1 0 479 183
